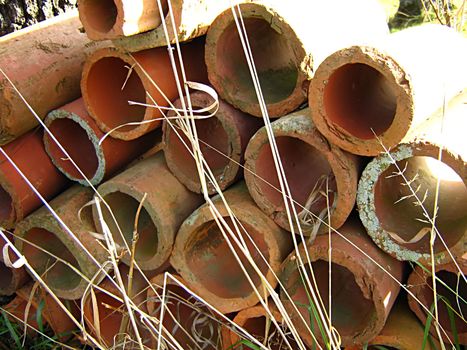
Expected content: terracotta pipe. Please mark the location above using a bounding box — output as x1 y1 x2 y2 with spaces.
44 98 158 186
81 37 207 141
345 298 439 350
146 273 225 349
78 0 168 40
163 90 262 194
2 282 80 340
205 0 388 118
244 108 359 236
280 218 404 347
357 90 466 264
110 0 236 52
171 182 292 314
93 152 203 270
0 232 29 296
407 260 466 345
0 129 70 229
308 24 467 156
15 186 108 300
0 11 108 145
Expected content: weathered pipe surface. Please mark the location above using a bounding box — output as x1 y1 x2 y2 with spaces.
163 90 262 195
280 218 404 347
171 182 292 314
146 274 224 349
0 11 107 145
2 282 79 340
78 0 168 40
205 0 388 118
407 260 466 345
244 108 359 237
0 129 70 229
309 24 467 156
110 0 236 52
93 152 203 270
357 90 467 264
44 98 158 186
15 186 108 300
346 298 439 350
0 232 29 296
81 37 207 141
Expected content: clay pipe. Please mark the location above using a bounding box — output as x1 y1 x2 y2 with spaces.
280 217 404 347
244 107 359 237
93 152 203 271
44 98 158 186
357 90 466 265
15 186 108 300
78 0 168 40
171 181 293 314
309 24 467 156
0 129 70 229
0 11 108 145
81 37 207 141
407 260 466 345
163 90 262 195
0 231 29 296
205 0 388 118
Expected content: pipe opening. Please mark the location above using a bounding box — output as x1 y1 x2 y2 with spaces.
241 316 300 350
47 118 99 180
324 63 397 139
22 228 80 291
217 18 298 105
166 116 230 183
290 260 375 338
0 186 13 223
0 260 13 291
86 56 146 131
100 191 158 262
375 156 467 253
184 217 269 299
425 270 467 335
80 0 118 33
255 136 337 214
369 347 398 350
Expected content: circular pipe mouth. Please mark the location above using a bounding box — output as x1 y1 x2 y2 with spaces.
100 191 158 262
255 136 337 214
0 185 14 224
375 156 467 253
290 260 375 339
85 56 147 131
369 346 398 350
165 116 230 183
22 228 81 291
80 0 118 34
216 17 298 106
323 63 397 139
184 217 270 299
0 260 13 291
46 118 100 180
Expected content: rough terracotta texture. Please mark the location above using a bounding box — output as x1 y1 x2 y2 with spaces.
147 273 224 349
93 152 203 270
205 0 388 117
0 11 107 145
280 218 404 347
0 231 29 296
164 90 262 194
171 182 292 313
357 91 466 264
244 108 359 237
407 261 466 345
81 37 207 140
309 24 467 156
2 282 79 340
78 0 167 40
0 129 69 229
44 98 158 186
15 186 108 300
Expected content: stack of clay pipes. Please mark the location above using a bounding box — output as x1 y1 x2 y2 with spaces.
0 0 465 349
